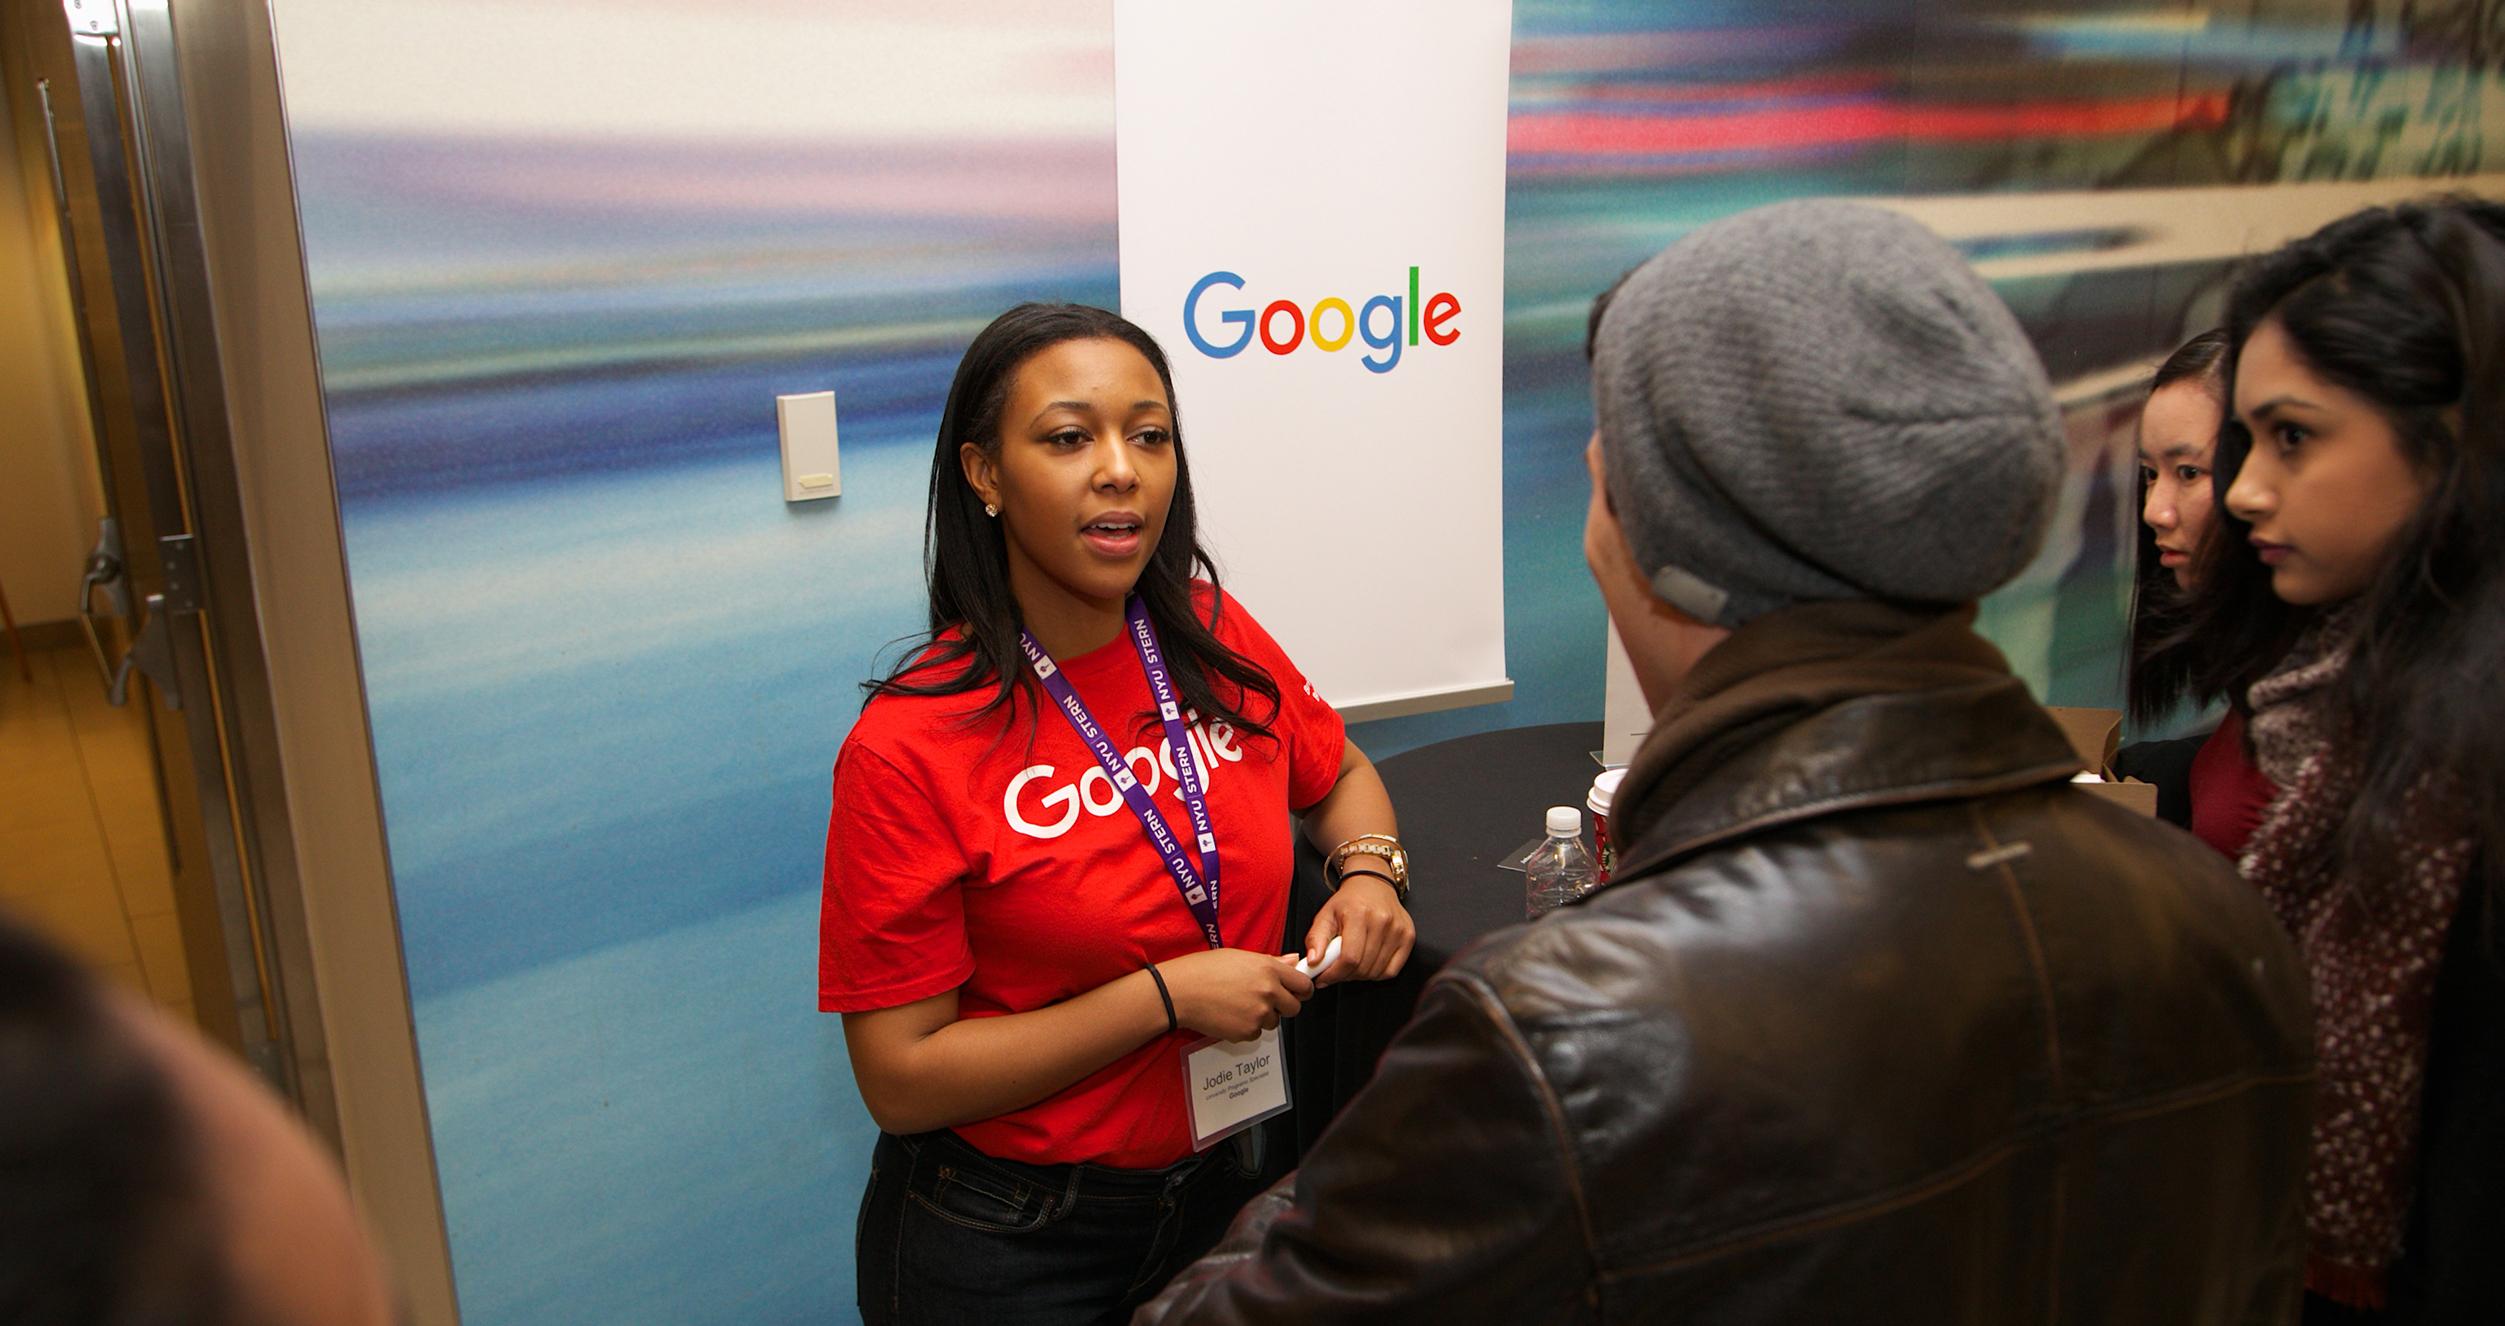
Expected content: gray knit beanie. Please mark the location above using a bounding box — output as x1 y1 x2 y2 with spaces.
1589 199 2065 627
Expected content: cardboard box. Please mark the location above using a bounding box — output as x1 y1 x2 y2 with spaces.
2042 706 2160 817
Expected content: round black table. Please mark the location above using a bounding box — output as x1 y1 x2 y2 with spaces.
1283 720 1606 1156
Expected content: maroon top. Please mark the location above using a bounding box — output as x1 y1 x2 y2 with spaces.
2189 709 2278 862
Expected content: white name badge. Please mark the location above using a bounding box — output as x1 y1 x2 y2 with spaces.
1182 1027 1291 1151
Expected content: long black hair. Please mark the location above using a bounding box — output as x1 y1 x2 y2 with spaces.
2124 329 2263 726
864 303 1281 739
2216 195 2505 902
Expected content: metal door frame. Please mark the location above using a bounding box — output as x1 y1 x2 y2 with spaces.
31 0 458 1319
55 0 309 1110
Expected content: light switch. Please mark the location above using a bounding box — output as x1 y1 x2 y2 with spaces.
777 390 841 502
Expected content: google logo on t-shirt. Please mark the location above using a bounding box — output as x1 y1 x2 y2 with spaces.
1181 267 1461 375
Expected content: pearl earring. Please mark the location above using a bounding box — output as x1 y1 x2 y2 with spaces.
984 503 999 518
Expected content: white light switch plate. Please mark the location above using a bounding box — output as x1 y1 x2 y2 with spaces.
777 390 840 502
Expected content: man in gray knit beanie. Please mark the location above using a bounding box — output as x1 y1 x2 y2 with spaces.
1588 198 2066 628
1142 198 2308 1326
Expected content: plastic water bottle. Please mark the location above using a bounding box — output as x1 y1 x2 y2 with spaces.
1525 806 1598 917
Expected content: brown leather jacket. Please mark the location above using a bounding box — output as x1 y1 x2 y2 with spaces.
1139 665 2314 1325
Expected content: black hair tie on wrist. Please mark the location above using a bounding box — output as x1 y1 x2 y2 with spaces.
1337 866 1397 889
1144 962 1178 1034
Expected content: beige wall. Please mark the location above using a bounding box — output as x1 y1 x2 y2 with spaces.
0 34 104 626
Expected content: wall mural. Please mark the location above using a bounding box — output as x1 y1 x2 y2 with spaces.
273 1 2502 1320
279 3 1119 1320
1367 0 2505 756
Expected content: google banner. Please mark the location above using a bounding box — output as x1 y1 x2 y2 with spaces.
1116 0 1514 720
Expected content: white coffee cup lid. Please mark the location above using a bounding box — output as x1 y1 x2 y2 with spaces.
1588 766 1627 813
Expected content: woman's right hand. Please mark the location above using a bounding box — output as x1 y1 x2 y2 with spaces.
1155 949 1315 1042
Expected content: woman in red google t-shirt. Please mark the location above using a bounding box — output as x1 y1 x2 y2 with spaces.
820 302 1416 1326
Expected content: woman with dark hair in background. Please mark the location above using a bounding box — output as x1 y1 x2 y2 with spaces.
819 303 1415 1325
2211 197 2505 1325
2114 330 2282 856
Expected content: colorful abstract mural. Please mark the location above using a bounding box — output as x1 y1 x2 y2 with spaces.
1362 0 2505 756
269 1 2505 1320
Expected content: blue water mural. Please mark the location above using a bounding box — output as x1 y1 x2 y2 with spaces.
273 2 2505 1320
288 5 1128 1303
417 893 853 1323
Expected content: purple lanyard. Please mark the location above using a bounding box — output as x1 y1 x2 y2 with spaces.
1018 596 1223 949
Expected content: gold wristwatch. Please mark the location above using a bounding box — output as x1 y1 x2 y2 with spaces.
1327 834 1409 902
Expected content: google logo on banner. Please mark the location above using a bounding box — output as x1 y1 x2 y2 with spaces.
1182 267 1461 375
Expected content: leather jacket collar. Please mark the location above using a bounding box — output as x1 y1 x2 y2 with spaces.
1613 674 2084 880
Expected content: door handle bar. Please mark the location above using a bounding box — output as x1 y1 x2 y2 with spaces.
77 515 128 692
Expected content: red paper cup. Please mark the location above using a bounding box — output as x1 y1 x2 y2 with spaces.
1588 767 1626 884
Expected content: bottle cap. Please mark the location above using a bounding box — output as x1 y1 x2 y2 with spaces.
1545 806 1581 837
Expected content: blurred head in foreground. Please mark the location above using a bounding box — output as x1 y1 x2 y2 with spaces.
0 909 395 1326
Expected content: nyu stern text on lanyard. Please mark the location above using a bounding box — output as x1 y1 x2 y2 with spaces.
1017 596 1224 949
1019 597 1290 1151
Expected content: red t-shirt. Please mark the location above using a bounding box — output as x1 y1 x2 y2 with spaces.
818 587 1345 1168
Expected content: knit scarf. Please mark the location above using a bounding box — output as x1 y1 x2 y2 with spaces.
2240 603 2476 1310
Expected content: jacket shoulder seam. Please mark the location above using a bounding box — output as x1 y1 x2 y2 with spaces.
1965 798 2068 1313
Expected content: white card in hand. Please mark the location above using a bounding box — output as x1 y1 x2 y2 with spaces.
1290 934 1343 980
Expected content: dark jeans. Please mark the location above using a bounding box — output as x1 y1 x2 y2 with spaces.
856 1123 1276 1326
